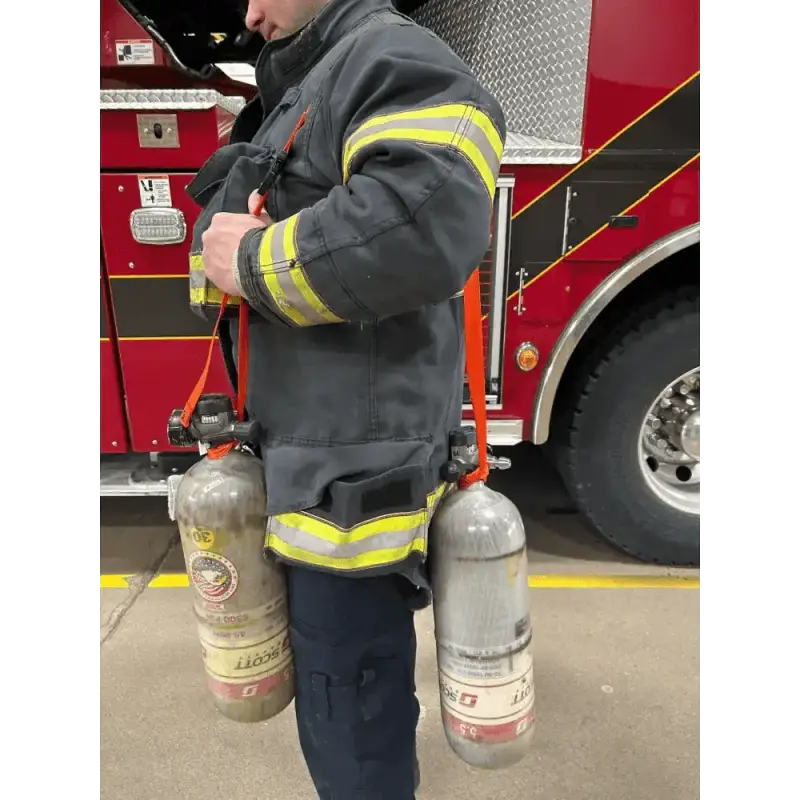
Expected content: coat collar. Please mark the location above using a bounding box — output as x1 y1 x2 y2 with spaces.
257 0 396 82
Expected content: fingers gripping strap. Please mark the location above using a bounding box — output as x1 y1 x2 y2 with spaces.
179 109 311 458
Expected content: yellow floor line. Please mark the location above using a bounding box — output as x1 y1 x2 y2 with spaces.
101 573 698 590
528 574 698 589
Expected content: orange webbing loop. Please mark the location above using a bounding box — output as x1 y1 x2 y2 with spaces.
177 295 246 461
179 294 231 429
460 268 490 487
207 301 249 460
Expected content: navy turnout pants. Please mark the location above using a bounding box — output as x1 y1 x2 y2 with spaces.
286 565 421 799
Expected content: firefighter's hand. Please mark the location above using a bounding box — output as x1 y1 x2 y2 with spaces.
201 211 272 296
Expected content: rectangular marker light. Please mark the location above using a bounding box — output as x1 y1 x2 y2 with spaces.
129 208 187 245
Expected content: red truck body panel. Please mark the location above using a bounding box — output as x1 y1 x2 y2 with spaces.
99 0 700 463
100 272 130 453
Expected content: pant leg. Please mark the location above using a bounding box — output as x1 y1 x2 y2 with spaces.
286 565 420 800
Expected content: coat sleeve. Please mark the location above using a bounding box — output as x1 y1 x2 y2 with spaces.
235 24 507 326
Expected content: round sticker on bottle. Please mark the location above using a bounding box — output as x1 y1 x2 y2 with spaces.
188 551 239 603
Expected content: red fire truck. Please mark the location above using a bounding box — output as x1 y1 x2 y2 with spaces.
100 0 700 565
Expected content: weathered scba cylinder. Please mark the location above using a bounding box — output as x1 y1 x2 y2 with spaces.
430 430 535 769
170 396 294 723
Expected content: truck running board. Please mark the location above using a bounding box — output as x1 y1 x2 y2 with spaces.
99 418 524 497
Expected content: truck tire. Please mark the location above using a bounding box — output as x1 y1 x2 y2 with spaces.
551 288 700 565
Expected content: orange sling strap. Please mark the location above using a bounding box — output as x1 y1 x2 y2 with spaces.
179 107 490 481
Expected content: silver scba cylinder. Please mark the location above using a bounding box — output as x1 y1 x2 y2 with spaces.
430 431 535 769
174 447 295 724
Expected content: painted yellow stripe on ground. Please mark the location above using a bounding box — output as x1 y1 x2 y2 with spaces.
149 574 193 588
528 574 699 589
100 574 132 588
101 573 698 590
100 574 192 588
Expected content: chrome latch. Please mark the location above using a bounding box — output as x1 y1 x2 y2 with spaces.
487 446 512 470
515 268 528 315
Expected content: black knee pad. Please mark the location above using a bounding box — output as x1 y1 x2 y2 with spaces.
287 569 419 799
292 626 419 799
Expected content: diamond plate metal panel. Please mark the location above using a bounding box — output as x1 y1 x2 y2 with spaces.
413 0 592 147
100 89 246 117
503 132 581 164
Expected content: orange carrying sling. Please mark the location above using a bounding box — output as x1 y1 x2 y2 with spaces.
178 110 490 486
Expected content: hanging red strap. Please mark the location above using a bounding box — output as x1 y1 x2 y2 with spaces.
178 109 309 460
460 268 490 487
177 298 246 461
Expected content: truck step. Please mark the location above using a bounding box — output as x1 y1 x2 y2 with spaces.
100 419 523 497
101 454 182 497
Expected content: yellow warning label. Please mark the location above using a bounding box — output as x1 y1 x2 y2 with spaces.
190 527 216 550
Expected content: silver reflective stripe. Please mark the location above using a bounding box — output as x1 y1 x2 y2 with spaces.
259 215 342 327
189 254 206 290
268 517 426 560
266 218 331 326
342 104 504 195
345 115 501 189
264 484 448 572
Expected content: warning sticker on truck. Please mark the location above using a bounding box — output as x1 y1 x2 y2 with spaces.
138 175 172 208
115 39 155 65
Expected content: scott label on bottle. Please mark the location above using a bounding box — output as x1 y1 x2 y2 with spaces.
438 652 535 744
201 628 292 681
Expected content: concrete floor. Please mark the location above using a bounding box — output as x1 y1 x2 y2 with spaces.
101 445 699 799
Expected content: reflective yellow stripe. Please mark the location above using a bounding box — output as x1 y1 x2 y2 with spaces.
189 287 240 306
275 509 430 546
266 533 426 571
349 103 504 158
265 483 446 572
187 253 240 306
342 104 503 196
349 128 497 195
259 224 302 324
274 483 446 546
428 482 448 507
258 214 343 326
286 218 342 324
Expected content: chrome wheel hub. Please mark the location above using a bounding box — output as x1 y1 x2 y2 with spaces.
638 368 700 515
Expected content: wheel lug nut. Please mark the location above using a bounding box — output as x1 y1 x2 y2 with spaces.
669 396 696 414
660 397 672 409
665 445 678 457
663 388 674 398
647 415 662 430
679 383 691 395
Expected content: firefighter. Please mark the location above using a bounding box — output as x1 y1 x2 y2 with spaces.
191 0 506 795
